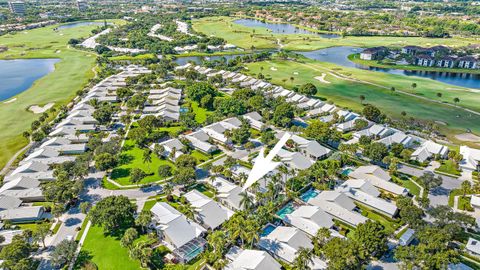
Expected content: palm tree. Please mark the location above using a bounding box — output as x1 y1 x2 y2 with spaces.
163 183 173 201
293 247 314 270
313 228 331 255
454 97 460 105
181 202 195 220
142 148 152 173
243 220 260 248
207 230 227 253
359 95 366 104
239 192 254 211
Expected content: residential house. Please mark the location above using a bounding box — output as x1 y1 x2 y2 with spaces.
6 161 54 182
338 180 398 218
466 238 480 257
225 248 281 270
0 206 45 223
259 226 327 269
283 205 334 236
402 45 422 55
436 56 456 68
308 191 368 227
349 165 408 196
459 146 480 173
279 133 331 161
360 47 388 60
154 138 185 161
20 148 76 165
184 130 217 154
276 149 313 171
243 112 264 130
210 177 243 211
353 124 395 140
457 56 478 69
203 117 242 144
399 229 415 246
415 54 435 67
411 140 449 162
184 190 234 230
0 176 43 202
40 137 86 155
150 202 206 263
377 131 416 148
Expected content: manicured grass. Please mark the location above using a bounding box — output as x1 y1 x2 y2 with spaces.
76 225 143 270
190 100 212 124
110 140 176 185
191 150 211 163
349 53 480 75
435 160 462 176
75 219 89 241
0 20 122 170
192 183 215 198
356 203 400 234
158 125 185 136
52 221 62 234
192 16 478 51
15 221 51 231
245 59 480 139
395 177 421 197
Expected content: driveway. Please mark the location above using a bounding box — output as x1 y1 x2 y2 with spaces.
398 163 461 206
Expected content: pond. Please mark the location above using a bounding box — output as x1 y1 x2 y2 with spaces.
58 21 106 29
234 18 341 39
296 46 480 89
0 59 59 102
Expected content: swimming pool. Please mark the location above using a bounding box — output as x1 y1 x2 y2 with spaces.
341 168 354 176
260 224 276 237
276 202 296 219
300 189 319 202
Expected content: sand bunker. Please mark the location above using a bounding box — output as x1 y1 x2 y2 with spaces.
29 103 54 114
3 98 17 104
314 73 331 84
455 133 480 142
270 67 277 71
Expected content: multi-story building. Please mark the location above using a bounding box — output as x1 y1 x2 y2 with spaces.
8 1 26 16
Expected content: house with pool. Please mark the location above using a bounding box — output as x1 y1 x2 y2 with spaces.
283 205 335 236
349 165 408 196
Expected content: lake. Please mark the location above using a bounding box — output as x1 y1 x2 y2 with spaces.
0 59 59 101
234 19 340 39
296 46 480 89
58 21 106 29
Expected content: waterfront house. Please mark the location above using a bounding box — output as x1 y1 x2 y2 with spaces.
436 56 456 68
360 46 388 60
415 54 435 67
457 56 478 69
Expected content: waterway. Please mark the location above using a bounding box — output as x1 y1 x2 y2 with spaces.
58 21 106 29
296 46 480 89
234 18 341 39
0 59 59 101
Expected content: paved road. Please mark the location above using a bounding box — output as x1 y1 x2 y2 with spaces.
398 164 461 206
37 171 162 269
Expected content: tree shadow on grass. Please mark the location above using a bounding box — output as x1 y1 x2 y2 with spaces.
111 168 131 180
118 153 135 166
74 250 93 270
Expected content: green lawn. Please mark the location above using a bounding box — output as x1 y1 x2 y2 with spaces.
190 100 212 124
356 203 401 234
0 20 122 170
435 160 462 176
191 150 211 163
76 226 143 270
110 140 175 186
396 177 421 197
192 16 478 51
245 59 480 140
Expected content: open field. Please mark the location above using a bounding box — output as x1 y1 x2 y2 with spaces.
75 226 144 270
111 140 176 186
0 20 123 171
245 59 480 139
192 16 480 51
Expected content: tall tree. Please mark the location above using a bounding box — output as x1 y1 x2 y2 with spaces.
88 196 136 234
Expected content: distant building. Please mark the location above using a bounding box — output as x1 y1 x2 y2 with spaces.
8 1 26 16
77 0 88 12
415 54 435 67
360 47 388 60
457 56 478 69
436 56 456 68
